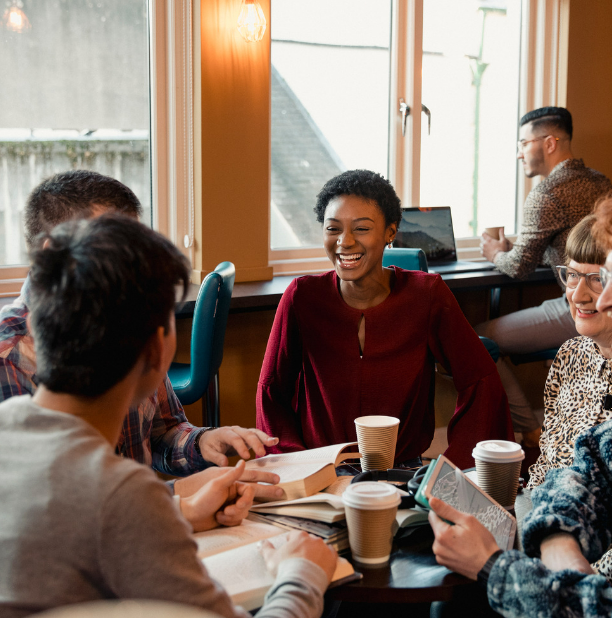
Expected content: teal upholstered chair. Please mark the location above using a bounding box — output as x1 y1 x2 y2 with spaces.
382 247 429 272
168 261 235 426
382 247 499 362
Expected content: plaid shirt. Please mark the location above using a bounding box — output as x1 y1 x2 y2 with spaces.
0 279 210 476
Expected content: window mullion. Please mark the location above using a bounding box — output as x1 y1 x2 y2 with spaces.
389 0 423 209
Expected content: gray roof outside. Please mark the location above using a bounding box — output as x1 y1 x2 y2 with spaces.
271 65 343 247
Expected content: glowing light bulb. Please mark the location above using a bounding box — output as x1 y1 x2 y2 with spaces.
3 3 31 33
237 0 266 43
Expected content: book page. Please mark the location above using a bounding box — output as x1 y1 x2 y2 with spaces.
425 456 516 550
202 532 355 612
323 476 353 496
395 508 429 529
245 459 329 482
251 491 344 511
194 519 283 559
246 442 358 468
203 539 276 611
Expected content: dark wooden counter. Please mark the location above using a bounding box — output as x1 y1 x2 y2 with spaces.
173 267 557 317
1 267 556 317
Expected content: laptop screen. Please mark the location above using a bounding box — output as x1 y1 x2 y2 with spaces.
394 207 458 263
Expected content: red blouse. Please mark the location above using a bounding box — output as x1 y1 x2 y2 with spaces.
256 267 513 469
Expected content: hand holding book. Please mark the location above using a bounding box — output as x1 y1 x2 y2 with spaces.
260 530 338 582
428 496 500 580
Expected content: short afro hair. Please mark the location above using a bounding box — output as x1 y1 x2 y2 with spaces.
520 107 573 140
314 170 402 228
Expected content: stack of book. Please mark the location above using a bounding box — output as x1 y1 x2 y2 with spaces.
243 445 358 551
245 444 430 547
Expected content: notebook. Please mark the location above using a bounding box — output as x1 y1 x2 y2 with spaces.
394 207 496 274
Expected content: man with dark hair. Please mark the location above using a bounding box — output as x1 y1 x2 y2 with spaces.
23 169 144 246
477 107 612 458
0 170 284 514
0 214 336 617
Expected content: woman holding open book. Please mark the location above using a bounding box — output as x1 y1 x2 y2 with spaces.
256 170 513 470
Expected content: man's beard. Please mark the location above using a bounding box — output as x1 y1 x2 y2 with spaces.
524 149 545 178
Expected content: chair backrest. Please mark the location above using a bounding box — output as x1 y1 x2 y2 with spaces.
384 248 499 363
190 261 236 391
382 247 429 272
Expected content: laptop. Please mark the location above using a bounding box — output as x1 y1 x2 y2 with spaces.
394 207 496 274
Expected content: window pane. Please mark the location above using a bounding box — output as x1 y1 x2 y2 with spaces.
271 0 391 249
0 0 151 266
419 0 521 237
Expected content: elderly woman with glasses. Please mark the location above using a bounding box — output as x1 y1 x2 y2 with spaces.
423 196 612 618
526 213 612 491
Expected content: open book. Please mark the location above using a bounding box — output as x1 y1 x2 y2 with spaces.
197 519 358 611
250 491 345 523
395 507 430 531
245 442 360 500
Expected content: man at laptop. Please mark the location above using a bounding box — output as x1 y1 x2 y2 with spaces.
477 107 611 454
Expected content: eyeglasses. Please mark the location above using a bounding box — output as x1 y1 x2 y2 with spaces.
517 135 559 152
556 266 603 293
600 266 612 291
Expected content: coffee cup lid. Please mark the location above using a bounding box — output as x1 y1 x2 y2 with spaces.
354 416 400 428
342 481 401 510
472 440 525 463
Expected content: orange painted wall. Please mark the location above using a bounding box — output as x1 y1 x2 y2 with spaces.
198 0 272 283
566 0 612 179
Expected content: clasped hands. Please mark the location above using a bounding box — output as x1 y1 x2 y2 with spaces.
428 496 594 580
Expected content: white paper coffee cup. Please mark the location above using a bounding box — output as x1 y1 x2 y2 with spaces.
354 416 400 471
343 482 401 565
472 440 524 508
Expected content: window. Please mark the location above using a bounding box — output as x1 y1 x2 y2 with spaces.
270 0 565 274
271 0 392 249
0 0 196 295
419 0 521 238
0 0 151 271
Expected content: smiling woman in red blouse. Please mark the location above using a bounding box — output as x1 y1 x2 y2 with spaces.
256 170 513 469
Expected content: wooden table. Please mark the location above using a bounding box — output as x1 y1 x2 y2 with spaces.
327 527 476 605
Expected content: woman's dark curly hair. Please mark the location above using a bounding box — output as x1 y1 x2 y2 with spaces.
314 170 402 228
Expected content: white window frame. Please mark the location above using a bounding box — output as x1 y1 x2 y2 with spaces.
152 0 199 263
0 0 198 297
269 0 568 276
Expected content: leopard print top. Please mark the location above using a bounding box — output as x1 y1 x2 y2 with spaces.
527 336 612 579
494 158 612 287
528 336 612 488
